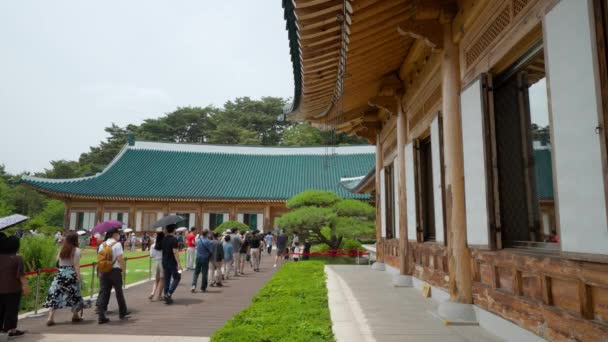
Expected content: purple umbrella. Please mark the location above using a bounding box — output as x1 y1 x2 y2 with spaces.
92 220 124 234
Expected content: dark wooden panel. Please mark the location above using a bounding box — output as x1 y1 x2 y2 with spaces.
521 272 543 301
497 266 515 293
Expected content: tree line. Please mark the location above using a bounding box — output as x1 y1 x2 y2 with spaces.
0 96 366 230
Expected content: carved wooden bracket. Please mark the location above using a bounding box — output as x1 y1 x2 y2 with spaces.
379 74 403 96
398 20 443 51
369 96 398 116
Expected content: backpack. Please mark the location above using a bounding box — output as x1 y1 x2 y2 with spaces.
97 241 118 273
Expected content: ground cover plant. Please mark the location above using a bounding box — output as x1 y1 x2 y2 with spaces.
211 261 333 342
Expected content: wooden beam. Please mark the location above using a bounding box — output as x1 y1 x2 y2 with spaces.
375 132 384 263
397 96 412 275
398 20 444 51
369 96 398 115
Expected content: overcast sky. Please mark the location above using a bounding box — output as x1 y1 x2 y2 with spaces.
0 0 293 174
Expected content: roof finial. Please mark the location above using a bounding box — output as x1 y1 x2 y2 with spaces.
127 132 135 146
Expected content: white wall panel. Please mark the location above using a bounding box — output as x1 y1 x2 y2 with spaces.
222 213 229 223
237 213 244 223
545 0 608 254
380 169 387 238
103 212 110 222
461 79 490 246
122 213 129 226
188 213 196 228
431 117 445 243
136 211 142 231
69 213 77 230
203 213 210 230
257 213 264 231
405 143 417 241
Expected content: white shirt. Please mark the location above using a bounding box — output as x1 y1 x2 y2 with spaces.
293 246 301 258
150 247 162 260
98 238 123 268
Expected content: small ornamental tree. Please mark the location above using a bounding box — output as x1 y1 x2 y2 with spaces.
275 190 375 251
214 220 249 233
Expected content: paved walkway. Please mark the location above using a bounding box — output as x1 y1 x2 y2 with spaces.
326 265 504 342
16 252 277 341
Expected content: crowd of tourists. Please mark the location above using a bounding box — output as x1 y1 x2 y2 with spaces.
0 225 310 338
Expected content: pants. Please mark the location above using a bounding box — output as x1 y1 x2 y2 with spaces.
223 260 233 279
0 293 20 332
250 248 260 270
209 261 222 284
191 257 209 290
163 264 181 296
267 244 272 255
97 269 127 320
232 252 240 275
186 247 196 270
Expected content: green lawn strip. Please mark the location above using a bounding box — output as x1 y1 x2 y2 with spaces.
211 261 334 342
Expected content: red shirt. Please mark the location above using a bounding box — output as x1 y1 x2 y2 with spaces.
187 232 196 248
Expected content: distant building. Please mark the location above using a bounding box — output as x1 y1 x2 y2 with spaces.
22 141 374 232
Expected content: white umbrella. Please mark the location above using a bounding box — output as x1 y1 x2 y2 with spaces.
124 228 133 233
77 230 87 236
176 227 188 233
155 227 163 233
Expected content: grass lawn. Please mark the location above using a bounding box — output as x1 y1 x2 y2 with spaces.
211 261 333 342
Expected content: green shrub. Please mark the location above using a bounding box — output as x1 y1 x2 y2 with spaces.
311 243 330 253
212 261 333 342
19 234 57 271
341 238 363 250
215 220 249 233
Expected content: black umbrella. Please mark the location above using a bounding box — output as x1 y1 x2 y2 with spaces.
151 215 184 229
0 214 29 231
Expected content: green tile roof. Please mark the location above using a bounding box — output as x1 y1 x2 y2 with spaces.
22 142 375 201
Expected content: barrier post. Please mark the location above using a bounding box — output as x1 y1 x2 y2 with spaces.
26 269 45 318
123 257 128 289
90 262 96 299
356 250 360 265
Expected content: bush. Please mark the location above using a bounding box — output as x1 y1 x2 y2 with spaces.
341 238 363 251
214 220 249 233
311 243 330 253
18 235 57 312
212 261 333 342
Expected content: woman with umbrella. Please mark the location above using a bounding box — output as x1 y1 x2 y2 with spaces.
44 232 85 326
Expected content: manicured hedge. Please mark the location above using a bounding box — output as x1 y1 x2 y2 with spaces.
211 261 333 342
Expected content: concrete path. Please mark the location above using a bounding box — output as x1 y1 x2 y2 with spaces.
16 252 278 341
326 265 504 342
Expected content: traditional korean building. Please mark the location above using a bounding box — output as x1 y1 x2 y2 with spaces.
21 140 374 232
283 0 608 340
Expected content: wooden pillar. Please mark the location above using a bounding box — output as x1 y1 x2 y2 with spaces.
442 22 473 304
128 203 136 229
375 132 384 262
196 209 203 230
230 206 237 221
63 199 71 231
264 205 271 232
397 98 411 275
96 201 103 224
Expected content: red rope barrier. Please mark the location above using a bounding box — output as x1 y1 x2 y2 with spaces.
287 252 369 257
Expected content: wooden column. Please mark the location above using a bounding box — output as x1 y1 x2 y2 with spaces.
397 98 411 275
96 201 103 224
264 205 271 232
230 206 237 221
442 22 473 304
63 199 71 231
128 203 136 229
375 132 384 262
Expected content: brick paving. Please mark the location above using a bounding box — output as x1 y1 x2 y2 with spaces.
18 252 278 338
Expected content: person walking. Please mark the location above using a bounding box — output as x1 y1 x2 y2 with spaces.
130 233 137 252
142 232 151 252
148 232 164 301
96 228 129 324
186 227 196 271
249 231 262 272
209 232 224 287
0 234 29 338
238 231 249 275
44 232 85 326
162 224 182 305
291 231 299 252
191 229 212 293
303 239 312 261
264 232 273 255
292 242 302 262
274 230 288 268
229 228 242 276
222 235 233 280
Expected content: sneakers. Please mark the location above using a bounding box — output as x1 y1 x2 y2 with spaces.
8 330 25 337
119 312 131 320
98 318 110 325
191 286 196 293
273 264 277 268
164 295 173 305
